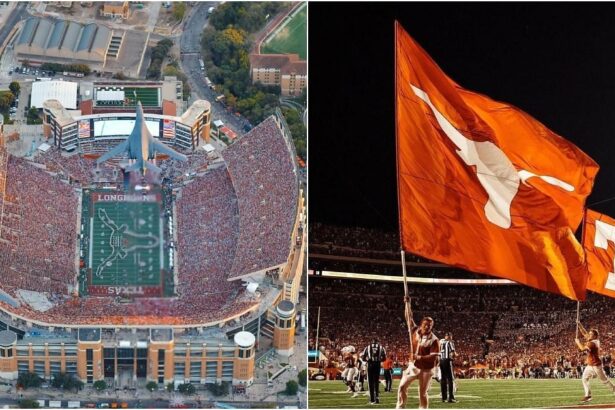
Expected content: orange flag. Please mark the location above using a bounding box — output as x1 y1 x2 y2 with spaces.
395 22 599 300
583 210 615 298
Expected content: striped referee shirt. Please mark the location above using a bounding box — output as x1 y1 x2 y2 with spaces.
440 339 455 360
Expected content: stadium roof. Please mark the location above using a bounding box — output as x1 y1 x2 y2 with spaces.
32 81 78 109
15 17 113 62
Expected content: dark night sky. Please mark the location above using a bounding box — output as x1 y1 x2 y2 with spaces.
309 2 615 232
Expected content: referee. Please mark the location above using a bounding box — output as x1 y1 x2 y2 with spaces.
440 332 457 403
362 338 386 404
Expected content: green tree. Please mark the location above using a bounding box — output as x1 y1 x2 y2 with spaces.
0 92 15 111
93 380 107 391
17 372 43 389
178 383 195 395
172 2 186 21
206 381 229 397
51 373 83 392
9 81 20 96
298 369 307 387
284 380 298 395
146 381 158 392
166 382 174 392
19 399 39 408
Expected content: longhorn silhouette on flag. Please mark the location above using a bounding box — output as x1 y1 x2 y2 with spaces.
583 210 615 298
395 21 599 300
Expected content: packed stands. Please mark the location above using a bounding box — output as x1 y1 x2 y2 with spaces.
0 155 78 298
0 114 297 326
224 116 298 279
309 275 615 379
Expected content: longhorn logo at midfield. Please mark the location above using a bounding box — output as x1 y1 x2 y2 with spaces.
411 85 575 229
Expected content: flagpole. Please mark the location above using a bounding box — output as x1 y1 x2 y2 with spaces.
401 249 414 360
576 207 588 339
315 306 321 353
575 301 580 339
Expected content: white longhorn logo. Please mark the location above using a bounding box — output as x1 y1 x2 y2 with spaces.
594 220 615 291
411 85 575 229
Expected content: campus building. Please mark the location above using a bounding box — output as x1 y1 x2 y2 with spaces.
15 17 123 65
100 2 130 20
0 327 259 386
249 54 307 96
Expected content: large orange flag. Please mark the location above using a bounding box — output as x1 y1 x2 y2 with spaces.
583 210 615 298
395 22 599 300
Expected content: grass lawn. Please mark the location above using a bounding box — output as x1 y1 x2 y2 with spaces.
262 4 307 59
309 378 615 408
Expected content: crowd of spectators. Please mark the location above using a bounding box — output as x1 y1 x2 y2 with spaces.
224 116 298 279
309 276 615 379
0 155 78 298
0 116 298 325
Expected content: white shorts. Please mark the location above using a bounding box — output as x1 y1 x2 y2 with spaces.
342 367 358 382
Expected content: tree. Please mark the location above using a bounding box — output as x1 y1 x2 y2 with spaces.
298 369 307 387
19 399 39 408
113 72 127 80
93 380 107 391
172 2 186 21
206 382 229 397
9 81 20 96
178 383 195 395
146 381 158 392
166 382 174 392
284 380 298 395
0 92 15 111
17 372 43 389
51 373 83 392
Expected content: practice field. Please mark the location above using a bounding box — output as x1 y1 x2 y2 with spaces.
262 4 307 59
308 379 615 408
87 197 164 296
95 86 160 107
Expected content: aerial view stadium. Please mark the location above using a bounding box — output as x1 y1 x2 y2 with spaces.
0 97 305 397
0 1 307 406
309 3 615 410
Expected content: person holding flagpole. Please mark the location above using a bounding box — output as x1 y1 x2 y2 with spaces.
575 320 615 403
396 295 440 409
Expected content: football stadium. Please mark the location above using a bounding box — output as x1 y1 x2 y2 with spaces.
307 10 615 410
0 97 305 388
308 228 615 409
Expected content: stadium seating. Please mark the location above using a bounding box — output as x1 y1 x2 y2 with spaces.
309 270 615 377
0 115 297 325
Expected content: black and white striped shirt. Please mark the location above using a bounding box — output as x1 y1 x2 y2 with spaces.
440 339 455 360
362 343 386 363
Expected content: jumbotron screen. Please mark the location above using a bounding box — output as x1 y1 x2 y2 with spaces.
92 118 161 138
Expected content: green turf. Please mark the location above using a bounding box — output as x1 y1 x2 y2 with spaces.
90 201 162 286
95 87 160 107
262 4 307 59
309 379 615 408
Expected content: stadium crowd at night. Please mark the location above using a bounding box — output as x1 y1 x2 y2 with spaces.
309 224 615 379
0 115 298 326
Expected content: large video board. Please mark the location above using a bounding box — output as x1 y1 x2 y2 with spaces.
93 118 161 138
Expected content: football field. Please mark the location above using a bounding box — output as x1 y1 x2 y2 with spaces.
309 379 615 408
90 201 162 288
262 4 307 59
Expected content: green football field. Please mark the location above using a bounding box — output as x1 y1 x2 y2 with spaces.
95 87 160 107
90 201 162 286
262 4 307 59
309 379 615 408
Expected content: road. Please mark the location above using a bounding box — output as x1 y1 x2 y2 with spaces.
179 2 248 137
0 3 27 49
